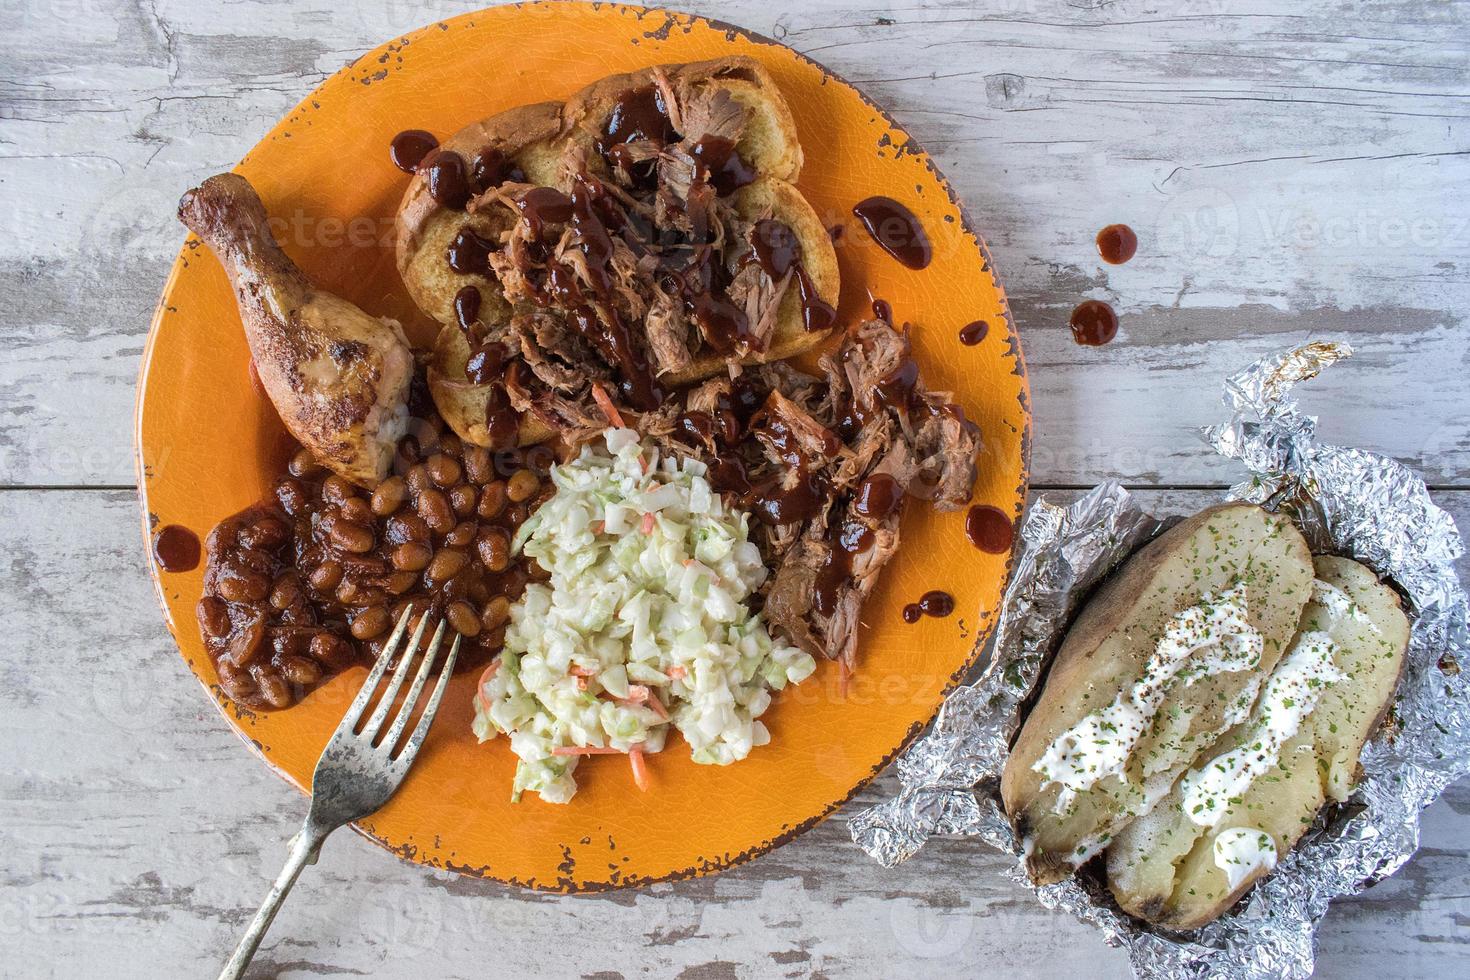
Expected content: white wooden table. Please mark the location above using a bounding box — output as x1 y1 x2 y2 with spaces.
2 1 1467 976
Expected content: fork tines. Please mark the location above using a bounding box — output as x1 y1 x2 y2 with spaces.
332 609 460 765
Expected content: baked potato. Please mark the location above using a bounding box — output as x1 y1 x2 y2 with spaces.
1001 503 1315 884
1105 555 1409 929
394 57 840 448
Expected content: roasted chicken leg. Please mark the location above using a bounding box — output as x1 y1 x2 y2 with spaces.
178 173 413 488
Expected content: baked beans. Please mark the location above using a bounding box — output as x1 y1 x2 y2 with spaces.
198 428 552 711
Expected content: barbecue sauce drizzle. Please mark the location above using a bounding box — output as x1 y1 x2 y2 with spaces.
153 524 201 572
902 590 955 623
852 196 932 270
390 130 439 174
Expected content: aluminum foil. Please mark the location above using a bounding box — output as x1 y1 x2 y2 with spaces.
851 342 1470 979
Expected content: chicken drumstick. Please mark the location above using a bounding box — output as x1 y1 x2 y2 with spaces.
178 173 413 488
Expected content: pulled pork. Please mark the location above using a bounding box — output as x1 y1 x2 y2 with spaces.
642 319 981 669
444 70 820 445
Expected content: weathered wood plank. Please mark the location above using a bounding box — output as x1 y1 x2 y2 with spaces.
0 0 1466 487
0 487 1463 977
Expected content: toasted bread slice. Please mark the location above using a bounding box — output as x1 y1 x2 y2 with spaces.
396 101 563 329
1105 555 1408 929
395 57 838 448
1001 504 1314 885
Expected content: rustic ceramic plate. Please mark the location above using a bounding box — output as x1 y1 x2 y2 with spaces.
136 1 1030 891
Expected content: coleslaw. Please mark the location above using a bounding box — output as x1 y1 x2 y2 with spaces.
471 427 817 803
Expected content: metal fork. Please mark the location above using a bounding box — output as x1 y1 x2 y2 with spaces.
218 611 460 980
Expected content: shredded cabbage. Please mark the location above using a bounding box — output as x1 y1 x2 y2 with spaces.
471 428 816 803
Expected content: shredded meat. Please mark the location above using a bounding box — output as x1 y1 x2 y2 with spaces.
754 362 830 419
651 66 683 134
752 390 841 470
726 263 789 353
641 319 983 671
764 536 824 658
685 375 730 416
827 413 890 491
679 86 748 146
909 403 981 509
646 291 693 376
513 313 607 393
504 363 605 447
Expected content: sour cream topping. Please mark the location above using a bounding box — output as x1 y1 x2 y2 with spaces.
1034 584 1264 812
1212 827 1279 890
1311 578 1380 634
1180 631 1343 826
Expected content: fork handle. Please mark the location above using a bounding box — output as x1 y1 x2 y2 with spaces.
217 822 329 980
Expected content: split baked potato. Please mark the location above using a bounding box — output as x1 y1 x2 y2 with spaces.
1105 555 1408 929
1001 503 1315 884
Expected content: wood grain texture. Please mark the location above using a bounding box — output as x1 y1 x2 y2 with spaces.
1 0 1467 977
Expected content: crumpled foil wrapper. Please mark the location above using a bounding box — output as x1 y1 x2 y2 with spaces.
851 342 1470 979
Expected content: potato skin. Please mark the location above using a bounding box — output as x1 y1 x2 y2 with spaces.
1001 503 1315 884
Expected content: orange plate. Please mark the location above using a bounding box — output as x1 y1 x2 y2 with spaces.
135 1 1030 891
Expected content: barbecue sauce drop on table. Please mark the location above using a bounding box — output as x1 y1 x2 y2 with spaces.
1096 223 1138 265
1069 299 1119 346
153 525 201 573
852 196 932 270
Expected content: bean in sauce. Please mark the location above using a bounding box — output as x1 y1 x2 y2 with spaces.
198 434 540 711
